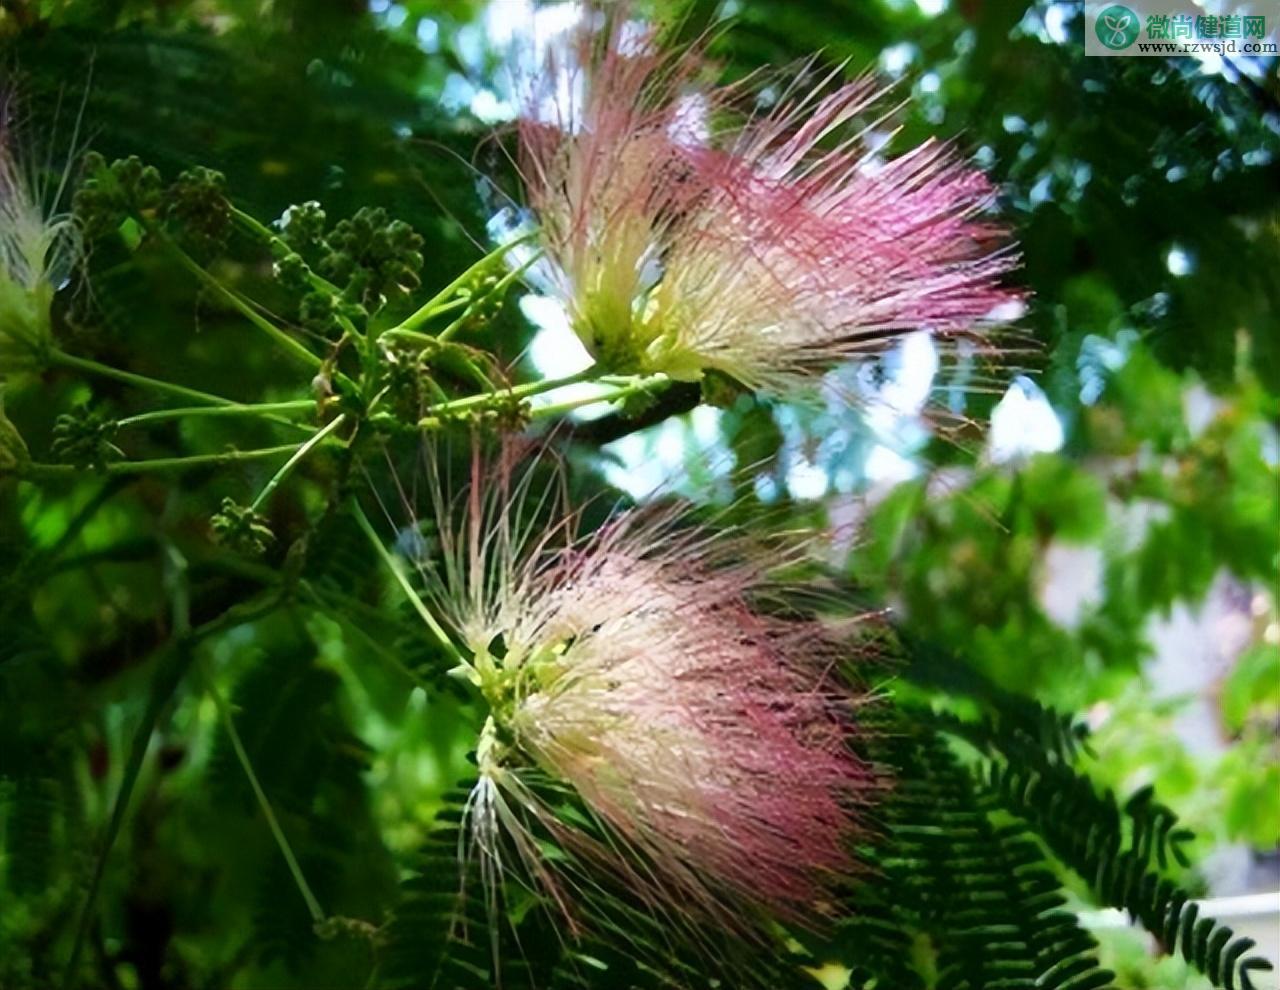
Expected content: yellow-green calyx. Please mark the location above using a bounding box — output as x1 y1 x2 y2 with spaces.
0 275 53 371
457 639 568 739
575 298 708 384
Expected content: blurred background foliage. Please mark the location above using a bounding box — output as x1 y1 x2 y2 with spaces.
0 0 1277 988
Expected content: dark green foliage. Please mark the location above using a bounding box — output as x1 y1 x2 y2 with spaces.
379 775 808 990
207 643 397 978
928 690 1269 990
809 633 1275 990
5 767 61 896
378 784 502 990
0 606 77 902
380 781 650 990
984 761 1271 990
209 646 370 816
822 715 1116 990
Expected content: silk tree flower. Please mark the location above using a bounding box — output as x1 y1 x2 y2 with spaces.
515 14 1020 392
411 447 873 936
0 100 79 373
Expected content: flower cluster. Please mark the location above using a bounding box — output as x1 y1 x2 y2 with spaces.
0 96 78 373
416 447 873 936
382 3 1024 963
517 13 1019 391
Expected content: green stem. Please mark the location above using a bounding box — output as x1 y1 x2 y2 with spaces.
118 400 315 428
375 328 498 394
229 205 279 244
415 365 601 426
422 296 468 319
393 232 538 334
377 327 439 348
161 236 324 371
203 667 325 925
350 501 465 666
22 444 304 479
48 349 238 407
529 376 668 420
435 248 543 343
230 206 344 298
230 207 364 346
250 414 346 511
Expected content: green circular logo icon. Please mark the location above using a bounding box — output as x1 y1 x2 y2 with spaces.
1096 4 1141 49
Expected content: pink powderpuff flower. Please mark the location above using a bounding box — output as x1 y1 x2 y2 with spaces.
515 10 1021 392
408 444 875 941
514 13 709 374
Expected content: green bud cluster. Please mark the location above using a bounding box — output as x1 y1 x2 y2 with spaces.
211 497 275 556
418 392 530 434
73 153 162 238
278 201 327 254
449 265 507 335
164 167 232 257
75 157 233 260
484 392 533 432
318 206 424 311
298 288 340 335
50 406 122 468
269 202 424 334
378 339 437 420
272 252 310 294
